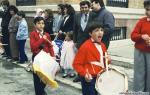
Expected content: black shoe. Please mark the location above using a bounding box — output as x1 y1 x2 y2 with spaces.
73 76 80 82
6 56 11 59
1 53 5 55
62 73 68 78
2 55 7 58
69 73 76 78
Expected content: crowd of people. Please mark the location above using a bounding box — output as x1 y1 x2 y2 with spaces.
0 0 150 95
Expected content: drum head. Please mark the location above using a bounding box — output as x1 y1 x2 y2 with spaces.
95 68 128 95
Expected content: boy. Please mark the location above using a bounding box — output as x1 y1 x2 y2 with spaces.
30 17 54 95
131 0 150 92
73 22 110 95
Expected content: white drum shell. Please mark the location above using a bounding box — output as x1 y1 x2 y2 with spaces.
95 68 128 95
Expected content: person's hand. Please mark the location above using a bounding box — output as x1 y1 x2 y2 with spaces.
141 34 150 41
146 39 150 46
141 34 150 46
85 72 93 82
43 35 47 40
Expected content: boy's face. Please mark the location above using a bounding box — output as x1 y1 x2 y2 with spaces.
34 20 45 32
89 27 104 43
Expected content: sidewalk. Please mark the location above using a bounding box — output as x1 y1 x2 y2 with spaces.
0 39 134 91
25 38 134 90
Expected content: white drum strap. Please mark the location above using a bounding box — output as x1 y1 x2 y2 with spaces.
90 44 105 74
94 44 104 68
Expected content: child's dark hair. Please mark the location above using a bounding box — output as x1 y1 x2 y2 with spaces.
87 21 104 33
144 0 150 8
66 32 73 40
33 17 44 24
17 11 26 18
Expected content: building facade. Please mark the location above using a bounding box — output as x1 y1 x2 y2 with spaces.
1 0 145 39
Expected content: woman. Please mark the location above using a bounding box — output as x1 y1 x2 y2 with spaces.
16 11 28 63
58 4 75 40
8 5 19 62
43 9 54 40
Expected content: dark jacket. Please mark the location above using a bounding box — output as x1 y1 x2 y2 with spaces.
94 7 115 49
73 11 96 49
60 14 74 33
0 8 11 28
44 18 54 35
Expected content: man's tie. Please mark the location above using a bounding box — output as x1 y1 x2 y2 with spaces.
84 14 87 22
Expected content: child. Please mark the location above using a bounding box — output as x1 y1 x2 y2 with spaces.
131 0 150 92
30 17 54 95
16 11 28 63
73 22 110 95
60 32 76 78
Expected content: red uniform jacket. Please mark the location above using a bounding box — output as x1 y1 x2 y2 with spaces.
73 39 108 77
30 30 54 57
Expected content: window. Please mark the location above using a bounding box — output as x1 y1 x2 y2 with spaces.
107 0 128 8
111 27 127 41
16 0 36 6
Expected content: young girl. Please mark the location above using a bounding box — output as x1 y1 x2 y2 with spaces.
16 11 28 64
60 32 76 78
30 17 54 95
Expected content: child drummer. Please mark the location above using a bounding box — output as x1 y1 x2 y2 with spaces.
73 22 111 95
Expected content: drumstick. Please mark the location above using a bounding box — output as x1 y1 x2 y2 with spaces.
105 52 109 72
86 69 92 80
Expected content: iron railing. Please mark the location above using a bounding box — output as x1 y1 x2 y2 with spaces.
16 0 36 6
111 27 127 41
107 0 128 8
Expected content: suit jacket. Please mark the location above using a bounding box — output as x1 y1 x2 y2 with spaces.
60 14 74 33
73 11 96 49
73 39 107 77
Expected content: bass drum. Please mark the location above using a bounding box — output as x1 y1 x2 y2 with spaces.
95 68 128 95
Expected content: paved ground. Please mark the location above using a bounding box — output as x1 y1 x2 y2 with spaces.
0 39 135 95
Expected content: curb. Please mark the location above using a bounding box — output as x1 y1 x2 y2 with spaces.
111 56 134 68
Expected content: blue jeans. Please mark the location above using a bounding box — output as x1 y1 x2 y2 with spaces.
17 40 28 62
80 77 98 95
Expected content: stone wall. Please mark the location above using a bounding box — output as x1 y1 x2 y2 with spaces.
4 0 144 9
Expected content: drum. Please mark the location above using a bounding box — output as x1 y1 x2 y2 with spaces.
95 68 128 95
32 50 59 88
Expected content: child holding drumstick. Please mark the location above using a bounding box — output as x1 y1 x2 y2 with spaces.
73 22 111 95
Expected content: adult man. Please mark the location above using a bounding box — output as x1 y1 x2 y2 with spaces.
91 0 115 49
0 0 11 59
73 0 96 49
73 0 96 82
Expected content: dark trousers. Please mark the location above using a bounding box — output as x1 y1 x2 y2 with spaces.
1 28 11 57
80 77 98 95
32 55 46 95
17 40 28 62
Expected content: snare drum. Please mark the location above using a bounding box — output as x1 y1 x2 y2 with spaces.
95 68 128 95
